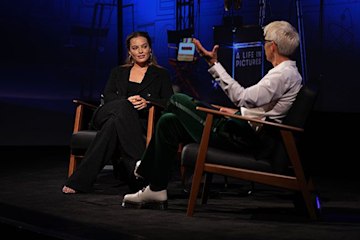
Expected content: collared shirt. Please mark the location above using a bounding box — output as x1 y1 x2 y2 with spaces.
208 61 302 123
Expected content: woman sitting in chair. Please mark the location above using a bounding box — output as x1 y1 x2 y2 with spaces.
62 31 174 194
121 20 303 209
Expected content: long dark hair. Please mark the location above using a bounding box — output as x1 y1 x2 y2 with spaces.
123 31 158 66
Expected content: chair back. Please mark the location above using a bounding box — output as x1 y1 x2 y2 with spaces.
283 85 317 128
269 85 317 173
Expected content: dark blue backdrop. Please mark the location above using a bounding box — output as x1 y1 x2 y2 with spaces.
1 0 359 145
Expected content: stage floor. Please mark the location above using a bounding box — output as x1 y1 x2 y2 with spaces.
0 146 359 239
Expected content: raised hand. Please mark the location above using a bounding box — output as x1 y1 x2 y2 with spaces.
192 38 219 66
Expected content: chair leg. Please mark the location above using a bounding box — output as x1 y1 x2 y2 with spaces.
301 189 319 220
201 173 213 204
186 169 204 216
187 113 213 216
68 154 77 177
178 144 188 188
180 165 187 186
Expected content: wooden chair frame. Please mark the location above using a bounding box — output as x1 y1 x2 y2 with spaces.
186 106 318 220
67 99 157 177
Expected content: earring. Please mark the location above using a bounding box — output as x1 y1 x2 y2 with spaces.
147 53 153 64
128 54 134 63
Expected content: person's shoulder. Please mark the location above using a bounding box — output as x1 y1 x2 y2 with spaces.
110 64 131 73
149 64 170 75
150 64 166 71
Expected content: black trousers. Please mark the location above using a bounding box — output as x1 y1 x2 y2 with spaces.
65 99 146 192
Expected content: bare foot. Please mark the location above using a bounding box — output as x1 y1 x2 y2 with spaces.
62 186 76 194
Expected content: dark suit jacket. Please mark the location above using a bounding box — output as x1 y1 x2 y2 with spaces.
103 64 174 107
89 64 174 130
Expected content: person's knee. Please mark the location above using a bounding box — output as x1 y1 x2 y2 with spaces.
169 93 193 105
109 99 134 117
116 99 133 110
157 113 178 128
156 113 184 145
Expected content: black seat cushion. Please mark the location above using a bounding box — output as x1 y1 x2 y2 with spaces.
70 130 97 155
181 143 273 173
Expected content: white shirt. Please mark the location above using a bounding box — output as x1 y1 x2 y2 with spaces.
208 61 302 123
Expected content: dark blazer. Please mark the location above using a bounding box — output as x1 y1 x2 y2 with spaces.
103 64 174 107
89 64 174 130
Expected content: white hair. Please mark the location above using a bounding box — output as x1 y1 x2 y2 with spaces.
263 21 300 57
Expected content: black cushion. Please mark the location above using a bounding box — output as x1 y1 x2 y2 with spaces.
181 143 272 173
70 130 97 155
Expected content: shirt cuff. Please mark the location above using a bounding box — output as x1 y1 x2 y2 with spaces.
208 62 227 77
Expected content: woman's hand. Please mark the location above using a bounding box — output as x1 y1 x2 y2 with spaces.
128 95 148 110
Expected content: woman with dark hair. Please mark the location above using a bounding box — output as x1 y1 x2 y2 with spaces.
62 31 174 194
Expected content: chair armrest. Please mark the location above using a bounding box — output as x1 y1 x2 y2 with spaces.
73 99 98 110
196 106 303 132
210 104 234 111
147 100 166 109
72 99 99 133
72 99 163 143
145 101 166 147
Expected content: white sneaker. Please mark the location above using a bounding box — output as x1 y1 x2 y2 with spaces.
122 185 168 209
134 160 143 179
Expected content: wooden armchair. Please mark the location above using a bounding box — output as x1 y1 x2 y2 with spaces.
181 85 320 219
68 99 159 177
